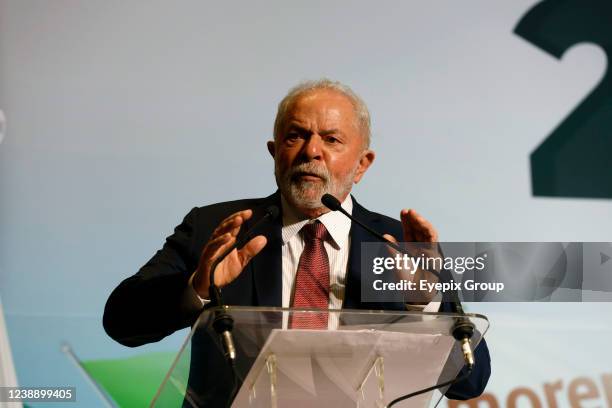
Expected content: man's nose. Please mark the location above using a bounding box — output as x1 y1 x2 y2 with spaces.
301 134 323 161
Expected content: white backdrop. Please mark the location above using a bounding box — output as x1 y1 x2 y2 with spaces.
1 1 611 407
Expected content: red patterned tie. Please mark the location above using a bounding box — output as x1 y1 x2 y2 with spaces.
289 221 330 329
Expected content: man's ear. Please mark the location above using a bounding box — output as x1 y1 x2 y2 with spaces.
267 140 275 158
353 149 375 184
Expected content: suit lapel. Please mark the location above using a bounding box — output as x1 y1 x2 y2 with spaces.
249 192 283 306
344 198 373 309
344 197 405 311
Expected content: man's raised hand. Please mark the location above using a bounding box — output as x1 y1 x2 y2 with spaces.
400 209 438 243
383 209 440 303
191 209 267 298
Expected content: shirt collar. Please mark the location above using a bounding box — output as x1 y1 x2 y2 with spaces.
281 194 353 249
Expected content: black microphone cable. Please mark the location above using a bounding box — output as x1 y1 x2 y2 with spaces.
206 205 280 407
386 365 474 407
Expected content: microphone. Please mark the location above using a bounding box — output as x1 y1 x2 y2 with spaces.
320 195 441 277
321 193 475 369
208 204 279 363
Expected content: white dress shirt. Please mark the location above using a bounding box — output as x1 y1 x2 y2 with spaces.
281 195 353 317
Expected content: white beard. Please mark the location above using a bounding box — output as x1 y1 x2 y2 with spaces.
275 161 357 210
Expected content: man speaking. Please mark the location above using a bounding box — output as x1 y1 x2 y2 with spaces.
103 79 491 405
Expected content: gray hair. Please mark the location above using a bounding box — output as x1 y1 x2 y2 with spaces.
273 79 371 148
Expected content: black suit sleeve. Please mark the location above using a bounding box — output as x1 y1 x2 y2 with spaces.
437 301 491 400
444 337 491 400
103 208 202 347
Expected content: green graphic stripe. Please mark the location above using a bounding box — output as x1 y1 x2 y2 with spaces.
82 352 183 407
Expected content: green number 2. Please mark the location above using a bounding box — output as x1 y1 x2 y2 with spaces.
514 0 612 198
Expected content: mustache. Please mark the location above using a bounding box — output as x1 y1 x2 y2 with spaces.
285 162 330 182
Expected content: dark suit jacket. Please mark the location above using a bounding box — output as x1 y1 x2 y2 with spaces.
103 192 491 405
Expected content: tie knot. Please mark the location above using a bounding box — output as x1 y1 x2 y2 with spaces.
302 221 328 242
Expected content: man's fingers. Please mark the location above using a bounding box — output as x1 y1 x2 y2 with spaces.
219 209 253 227
382 233 403 259
412 221 436 242
214 215 243 236
213 209 253 237
400 209 416 241
193 233 234 294
406 209 428 231
209 234 239 266
200 233 233 262
409 209 438 242
383 233 398 244
410 210 432 231
237 235 268 266
211 235 267 286
401 208 438 242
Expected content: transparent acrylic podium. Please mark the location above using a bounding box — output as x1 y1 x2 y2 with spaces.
151 307 488 408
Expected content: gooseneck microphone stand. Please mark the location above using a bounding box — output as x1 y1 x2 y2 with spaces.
207 205 279 407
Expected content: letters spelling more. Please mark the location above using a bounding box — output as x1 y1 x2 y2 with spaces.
372 254 486 275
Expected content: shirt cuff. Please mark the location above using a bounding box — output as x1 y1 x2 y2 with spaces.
405 293 442 312
185 273 210 307
423 300 441 312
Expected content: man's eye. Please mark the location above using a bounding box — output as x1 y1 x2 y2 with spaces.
286 133 299 141
325 136 339 144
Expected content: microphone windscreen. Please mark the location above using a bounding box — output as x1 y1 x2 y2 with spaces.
321 194 342 211
265 205 280 220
